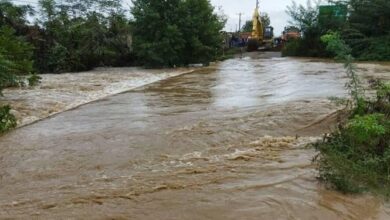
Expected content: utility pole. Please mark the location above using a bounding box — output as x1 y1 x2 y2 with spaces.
237 12 244 33
256 0 259 8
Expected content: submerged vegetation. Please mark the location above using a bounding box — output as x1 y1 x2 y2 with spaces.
283 0 390 61
315 32 390 195
0 105 17 134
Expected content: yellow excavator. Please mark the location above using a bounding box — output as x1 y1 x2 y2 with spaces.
247 0 274 51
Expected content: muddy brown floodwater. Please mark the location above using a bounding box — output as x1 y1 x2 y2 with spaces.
1 53 390 219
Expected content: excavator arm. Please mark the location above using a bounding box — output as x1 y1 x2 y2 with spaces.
247 0 263 51
247 0 274 51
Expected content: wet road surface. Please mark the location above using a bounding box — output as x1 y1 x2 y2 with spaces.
1 54 390 219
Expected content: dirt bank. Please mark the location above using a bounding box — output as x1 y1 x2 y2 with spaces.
0 67 196 127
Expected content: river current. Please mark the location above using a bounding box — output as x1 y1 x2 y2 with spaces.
1 53 389 219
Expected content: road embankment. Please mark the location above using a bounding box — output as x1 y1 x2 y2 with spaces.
0 67 196 127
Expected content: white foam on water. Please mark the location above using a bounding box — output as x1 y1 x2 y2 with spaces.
1 67 195 127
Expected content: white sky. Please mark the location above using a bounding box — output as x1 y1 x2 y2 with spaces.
210 0 310 35
17 0 311 36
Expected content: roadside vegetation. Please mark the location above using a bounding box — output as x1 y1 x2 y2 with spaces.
283 0 390 61
315 32 390 196
132 0 225 67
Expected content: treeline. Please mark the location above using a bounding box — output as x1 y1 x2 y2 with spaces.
283 0 390 61
1 0 133 75
0 0 225 91
1 0 224 74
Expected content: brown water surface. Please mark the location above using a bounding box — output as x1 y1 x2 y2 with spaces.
1 54 390 219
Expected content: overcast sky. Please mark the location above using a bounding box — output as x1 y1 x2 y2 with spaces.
210 0 310 35
18 0 311 36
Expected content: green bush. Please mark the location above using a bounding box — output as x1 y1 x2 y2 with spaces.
316 33 390 196
315 86 390 195
282 39 301 56
346 114 386 148
27 73 42 87
0 105 17 133
358 35 390 61
377 82 390 101
282 37 331 58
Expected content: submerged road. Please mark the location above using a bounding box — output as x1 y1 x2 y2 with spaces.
1 53 390 219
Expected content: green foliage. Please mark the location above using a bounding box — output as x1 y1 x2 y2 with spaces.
286 0 320 32
282 36 330 57
345 0 390 61
315 110 390 194
0 25 34 94
348 0 390 37
35 0 134 73
377 82 390 101
346 114 386 146
241 13 271 32
358 36 390 61
281 39 301 56
0 0 34 29
0 105 17 133
321 32 363 106
0 26 34 74
321 32 351 58
285 0 390 61
131 0 225 67
27 73 42 87
284 0 336 58
316 31 390 196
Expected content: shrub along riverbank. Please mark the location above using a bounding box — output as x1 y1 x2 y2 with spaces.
315 32 390 196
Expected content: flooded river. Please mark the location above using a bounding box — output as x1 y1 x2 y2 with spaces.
1 53 390 219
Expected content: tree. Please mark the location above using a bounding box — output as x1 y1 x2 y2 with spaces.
284 0 331 57
131 0 225 67
0 0 34 34
179 0 225 64
286 0 320 33
348 0 390 37
241 13 270 32
36 0 133 73
0 1 34 94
